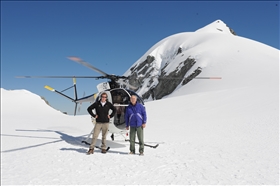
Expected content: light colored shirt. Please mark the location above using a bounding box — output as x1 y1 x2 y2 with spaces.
101 101 106 106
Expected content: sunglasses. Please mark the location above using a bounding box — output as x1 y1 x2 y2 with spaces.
101 96 107 98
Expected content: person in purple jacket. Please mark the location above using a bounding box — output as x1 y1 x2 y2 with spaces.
125 95 147 156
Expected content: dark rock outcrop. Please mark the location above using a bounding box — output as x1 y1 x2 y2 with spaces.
142 57 197 100
182 67 202 85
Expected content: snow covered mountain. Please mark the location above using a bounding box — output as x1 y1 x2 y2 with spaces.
1 20 279 185
124 20 279 101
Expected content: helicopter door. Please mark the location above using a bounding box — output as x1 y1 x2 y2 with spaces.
110 89 130 129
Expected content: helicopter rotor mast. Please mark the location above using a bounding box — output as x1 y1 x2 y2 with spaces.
67 56 130 89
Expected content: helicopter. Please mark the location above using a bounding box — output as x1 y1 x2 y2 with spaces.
17 56 221 149
17 56 149 146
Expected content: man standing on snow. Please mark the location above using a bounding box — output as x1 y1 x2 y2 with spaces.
87 92 116 154
125 95 147 156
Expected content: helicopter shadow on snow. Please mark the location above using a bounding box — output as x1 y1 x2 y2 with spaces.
3 129 127 154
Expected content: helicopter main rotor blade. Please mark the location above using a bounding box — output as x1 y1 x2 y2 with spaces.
16 76 105 79
67 56 109 76
194 77 222 79
155 77 222 80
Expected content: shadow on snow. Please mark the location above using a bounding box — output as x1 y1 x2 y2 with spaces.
1 129 126 154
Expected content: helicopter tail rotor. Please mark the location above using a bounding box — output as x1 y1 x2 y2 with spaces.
74 103 78 116
73 78 78 100
73 78 79 116
77 91 86 113
44 85 75 102
44 79 80 115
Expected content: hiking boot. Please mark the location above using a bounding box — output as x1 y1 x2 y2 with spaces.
129 151 135 155
87 148 94 155
101 149 107 154
139 152 144 156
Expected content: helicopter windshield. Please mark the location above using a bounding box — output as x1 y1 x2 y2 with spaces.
109 88 129 129
110 88 130 105
109 88 144 105
108 88 145 130
125 89 144 105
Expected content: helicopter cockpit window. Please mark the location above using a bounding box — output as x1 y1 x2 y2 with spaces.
110 89 130 105
110 89 130 129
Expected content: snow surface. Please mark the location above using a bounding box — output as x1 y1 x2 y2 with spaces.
1 84 279 185
1 20 279 185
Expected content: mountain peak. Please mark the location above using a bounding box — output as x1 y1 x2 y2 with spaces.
123 19 277 101
195 20 236 35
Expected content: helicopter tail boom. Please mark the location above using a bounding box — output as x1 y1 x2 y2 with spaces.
44 85 76 102
44 79 79 115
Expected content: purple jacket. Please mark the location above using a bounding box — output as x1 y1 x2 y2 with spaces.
125 102 147 128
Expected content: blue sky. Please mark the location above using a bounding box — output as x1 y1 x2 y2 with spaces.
1 1 279 115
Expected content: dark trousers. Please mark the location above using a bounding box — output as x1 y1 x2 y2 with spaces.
129 126 144 153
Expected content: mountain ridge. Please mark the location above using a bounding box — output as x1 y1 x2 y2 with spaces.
123 19 279 101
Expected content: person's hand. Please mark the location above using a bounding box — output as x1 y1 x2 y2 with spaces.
108 115 110 118
142 124 146 128
126 126 129 130
95 115 98 119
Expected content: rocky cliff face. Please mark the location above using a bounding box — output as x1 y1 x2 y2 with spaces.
123 20 236 101
126 52 202 100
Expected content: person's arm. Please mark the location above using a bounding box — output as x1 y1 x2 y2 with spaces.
87 103 97 118
109 103 116 118
141 105 147 128
125 107 129 129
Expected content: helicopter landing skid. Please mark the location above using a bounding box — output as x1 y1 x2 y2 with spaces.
124 139 159 149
